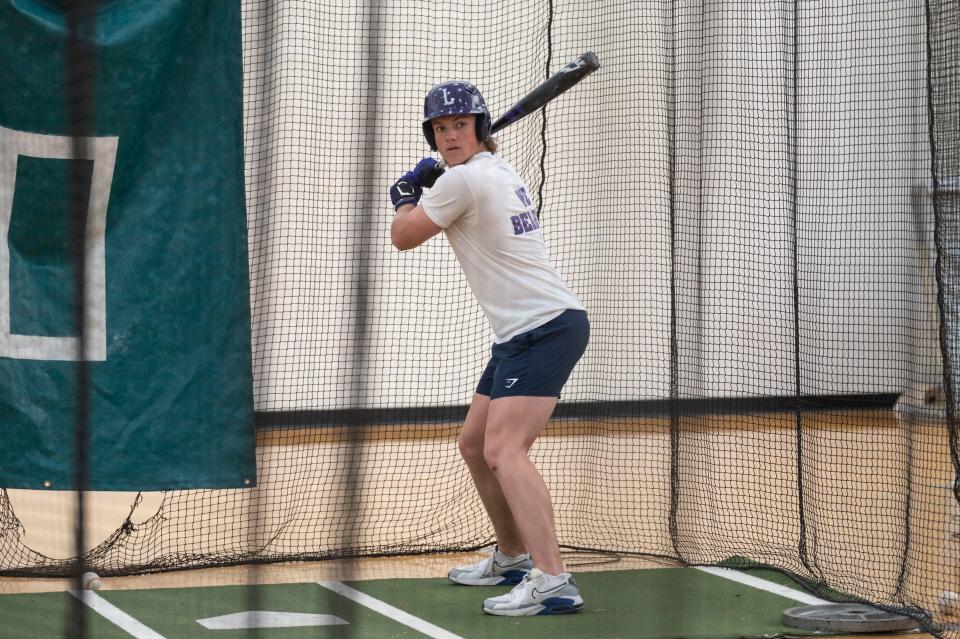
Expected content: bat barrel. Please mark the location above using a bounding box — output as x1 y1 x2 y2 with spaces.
489 51 600 134
581 51 600 70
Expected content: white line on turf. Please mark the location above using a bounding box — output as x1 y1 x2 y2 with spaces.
69 590 167 639
695 567 830 606
318 581 465 639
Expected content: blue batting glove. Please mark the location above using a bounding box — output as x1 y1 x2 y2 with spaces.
411 157 445 188
389 172 422 210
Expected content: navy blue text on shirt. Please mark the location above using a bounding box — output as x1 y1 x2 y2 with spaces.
511 209 541 235
510 187 540 235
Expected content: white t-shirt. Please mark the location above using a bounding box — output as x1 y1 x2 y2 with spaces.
420 152 584 343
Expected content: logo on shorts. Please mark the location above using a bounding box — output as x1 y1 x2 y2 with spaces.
505 378 519 388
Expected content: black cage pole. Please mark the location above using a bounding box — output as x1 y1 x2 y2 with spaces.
65 2 96 638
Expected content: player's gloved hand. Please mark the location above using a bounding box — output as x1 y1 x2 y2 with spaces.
389 173 422 210
411 157 445 188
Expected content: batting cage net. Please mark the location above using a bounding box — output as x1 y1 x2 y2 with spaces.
2 1 959 637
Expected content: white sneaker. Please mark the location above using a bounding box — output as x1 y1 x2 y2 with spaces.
447 546 533 586
482 568 584 616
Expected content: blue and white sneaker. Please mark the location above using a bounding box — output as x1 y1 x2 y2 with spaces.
447 546 533 586
482 568 584 616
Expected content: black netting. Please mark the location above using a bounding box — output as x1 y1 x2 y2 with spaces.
3 2 959 638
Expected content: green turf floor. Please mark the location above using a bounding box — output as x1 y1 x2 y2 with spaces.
0 568 824 639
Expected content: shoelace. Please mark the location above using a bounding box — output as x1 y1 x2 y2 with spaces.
472 553 494 575
505 569 540 599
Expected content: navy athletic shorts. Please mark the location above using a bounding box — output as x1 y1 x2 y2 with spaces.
476 309 589 399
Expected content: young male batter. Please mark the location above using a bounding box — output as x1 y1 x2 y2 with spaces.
389 80 589 616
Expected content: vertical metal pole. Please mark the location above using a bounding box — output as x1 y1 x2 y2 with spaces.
65 2 96 638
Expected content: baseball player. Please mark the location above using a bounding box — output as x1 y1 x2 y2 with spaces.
390 80 589 616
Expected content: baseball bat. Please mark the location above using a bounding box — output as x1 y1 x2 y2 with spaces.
490 51 600 133
426 52 600 176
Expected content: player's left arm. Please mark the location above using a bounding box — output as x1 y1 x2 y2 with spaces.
391 204 443 250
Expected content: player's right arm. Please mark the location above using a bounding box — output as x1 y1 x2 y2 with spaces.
391 204 443 250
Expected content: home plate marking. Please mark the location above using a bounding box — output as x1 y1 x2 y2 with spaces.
196 611 349 630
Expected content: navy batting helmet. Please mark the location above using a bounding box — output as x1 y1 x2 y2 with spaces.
422 81 492 151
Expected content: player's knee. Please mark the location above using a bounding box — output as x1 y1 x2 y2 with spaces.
457 433 484 465
482 441 513 474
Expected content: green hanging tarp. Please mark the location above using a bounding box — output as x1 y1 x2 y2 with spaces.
0 1 256 490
